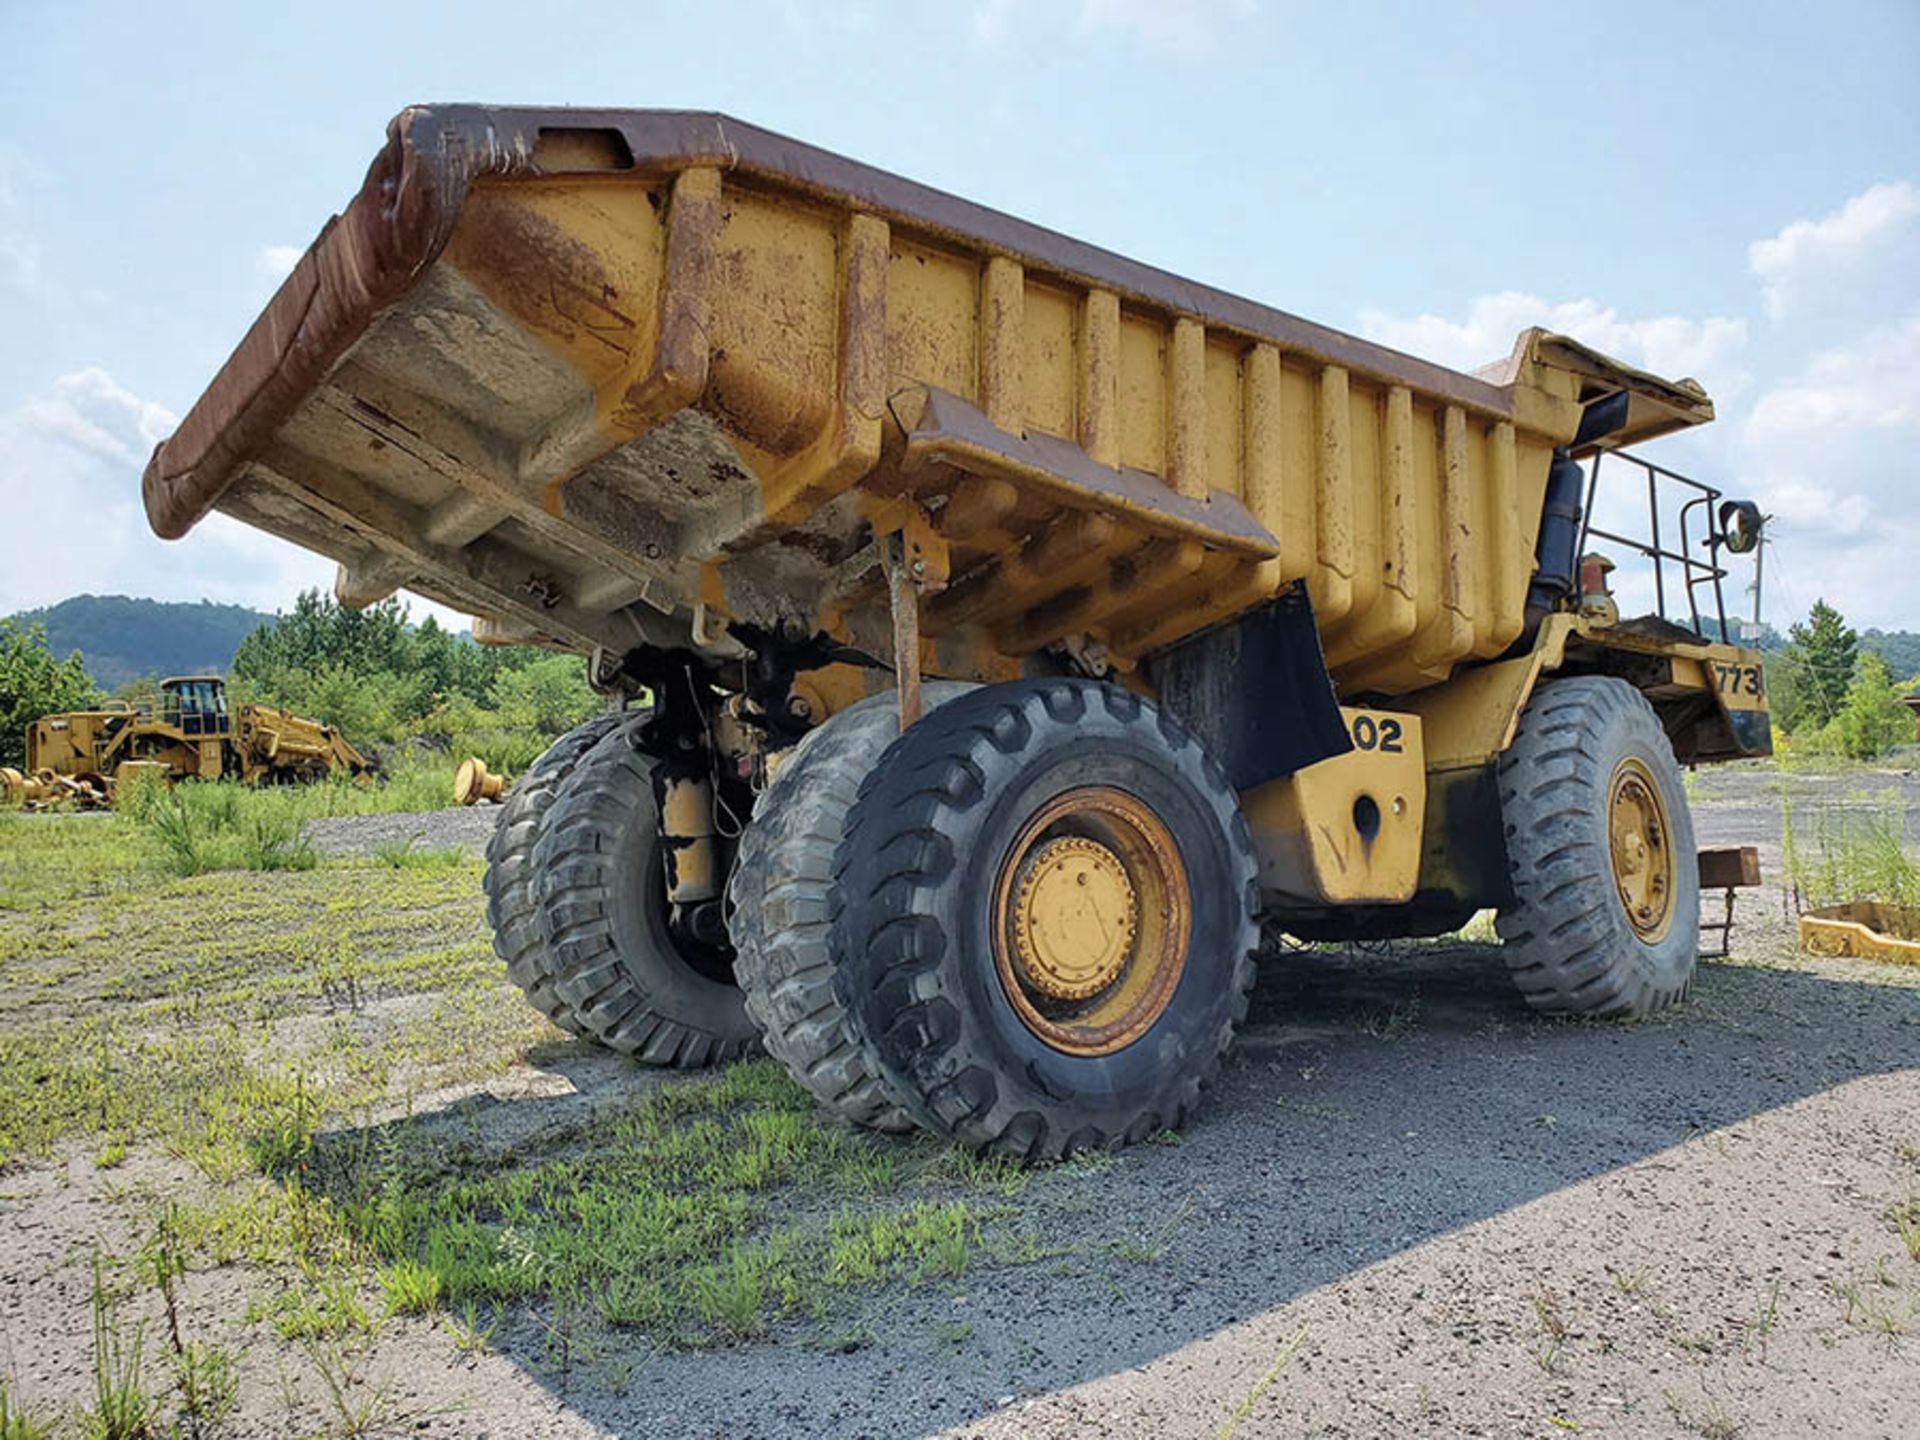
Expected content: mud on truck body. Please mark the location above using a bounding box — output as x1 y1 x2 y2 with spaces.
143 107 1770 1157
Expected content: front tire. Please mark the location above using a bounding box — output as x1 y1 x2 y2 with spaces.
1495 676 1699 1018
831 679 1258 1159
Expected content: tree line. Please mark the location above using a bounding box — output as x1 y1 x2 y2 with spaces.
1767 600 1916 760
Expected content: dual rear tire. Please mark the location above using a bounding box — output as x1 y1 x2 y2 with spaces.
486 682 1261 1157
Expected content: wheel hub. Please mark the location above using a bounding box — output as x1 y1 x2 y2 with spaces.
1608 757 1674 941
1010 836 1139 1000
990 786 1191 1056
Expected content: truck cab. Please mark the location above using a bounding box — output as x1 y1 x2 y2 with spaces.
160 676 232 739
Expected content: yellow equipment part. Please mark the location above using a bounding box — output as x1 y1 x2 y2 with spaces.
1608 755 1676 942
1402 613 1770 771
1244 707 1427 905
1797 902 1920 967
230 702 372 783
453 757 509 805
990 785 1190 1057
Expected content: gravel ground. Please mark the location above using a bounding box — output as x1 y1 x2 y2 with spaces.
6 765 1918 1438
303 802 502 858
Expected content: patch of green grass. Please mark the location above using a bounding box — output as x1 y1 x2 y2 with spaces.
1889 1197 1920 1261
79 1254 157 1440
252 1273 378 1342
0 812 507 1170
372 835 469 870
0 796 1068 1369
378 1257 444 1316
0 1381 56 1440
688 1245 773 1340
447 1300 502 1354
149 789 319 876
303 1064 995 1346
936 1147 1030 1194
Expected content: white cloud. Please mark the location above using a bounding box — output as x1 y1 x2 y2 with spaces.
256 244 303 281
0 367 467 632
19 367 178 464
1358 291 1748 393
1749 181 1920 320
1745 316 1920 441
975 0 1257 52
1736 313 1920 616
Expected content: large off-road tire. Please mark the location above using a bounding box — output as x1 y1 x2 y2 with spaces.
1495 676 1700 1018
831 679 1259 1160
730 683 975 1132
482 712 621 1037
537 726 758 1066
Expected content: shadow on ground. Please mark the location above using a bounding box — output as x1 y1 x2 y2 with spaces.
308 937 1920 1439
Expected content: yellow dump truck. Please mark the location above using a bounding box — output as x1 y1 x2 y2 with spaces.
16 675 374 794
143 107 1769 1156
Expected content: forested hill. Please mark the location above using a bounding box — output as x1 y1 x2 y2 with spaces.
1862 629 1920 679
6 595 272 687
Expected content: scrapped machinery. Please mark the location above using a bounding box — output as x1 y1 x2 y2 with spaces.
452 756 510 806
141 107 1770 1157
10 675 374 802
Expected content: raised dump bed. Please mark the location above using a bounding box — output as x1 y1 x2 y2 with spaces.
145 107 1773 1158
143 107 1716 693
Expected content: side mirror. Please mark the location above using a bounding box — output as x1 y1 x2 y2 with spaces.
1719 499 1764 555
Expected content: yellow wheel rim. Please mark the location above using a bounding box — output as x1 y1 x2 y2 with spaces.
1608 756 1675 942
992 787 1189 1056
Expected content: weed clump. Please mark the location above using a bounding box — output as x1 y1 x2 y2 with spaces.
1781 792 1920 911
147 790 317 876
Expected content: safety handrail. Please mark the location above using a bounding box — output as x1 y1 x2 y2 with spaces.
1578 449 1733 640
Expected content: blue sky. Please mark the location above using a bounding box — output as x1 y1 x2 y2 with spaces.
2 0 1916 631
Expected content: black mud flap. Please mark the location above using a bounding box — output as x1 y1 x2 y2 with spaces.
1148 582 1352 790
1716 698 1773 757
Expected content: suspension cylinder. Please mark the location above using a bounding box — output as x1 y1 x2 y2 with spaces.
659 774 721 904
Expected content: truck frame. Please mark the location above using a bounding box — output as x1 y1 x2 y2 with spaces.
143 107 1769 1156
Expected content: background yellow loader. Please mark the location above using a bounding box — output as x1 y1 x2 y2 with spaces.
5 674 373 804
